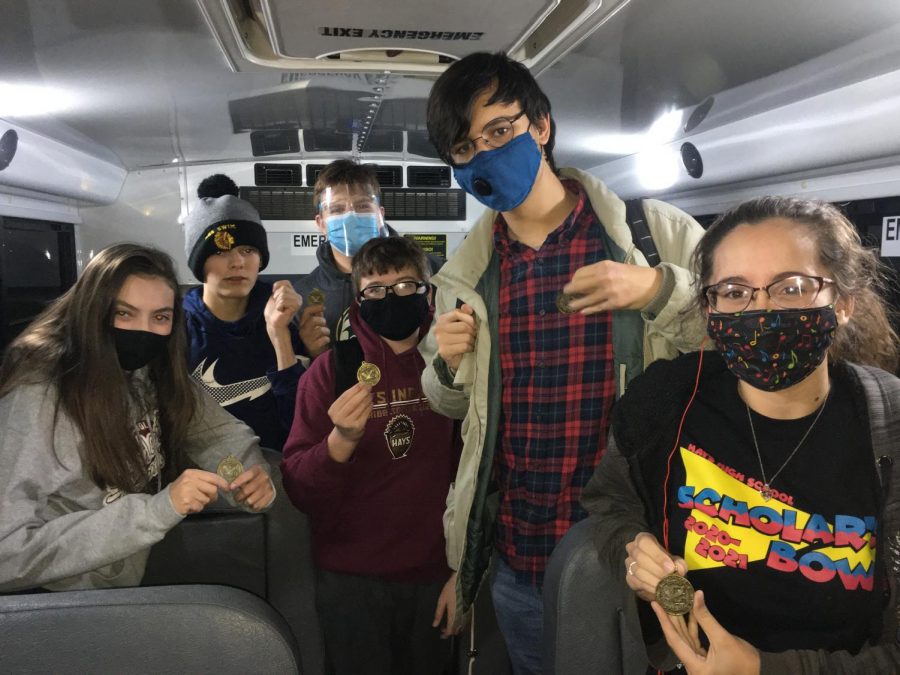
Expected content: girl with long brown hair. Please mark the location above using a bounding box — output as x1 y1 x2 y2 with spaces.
0 243 274 592
584 197 899 673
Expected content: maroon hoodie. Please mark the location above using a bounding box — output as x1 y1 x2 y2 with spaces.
281 301 458 583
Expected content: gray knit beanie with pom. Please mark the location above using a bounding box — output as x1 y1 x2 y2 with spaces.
183 174 269 281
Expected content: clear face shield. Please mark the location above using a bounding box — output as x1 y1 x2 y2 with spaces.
318 184 387 257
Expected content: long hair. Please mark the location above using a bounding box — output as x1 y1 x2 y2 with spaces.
694 197 899 372
0 244 198 491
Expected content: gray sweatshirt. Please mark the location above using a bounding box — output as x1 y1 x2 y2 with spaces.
0 373 269 592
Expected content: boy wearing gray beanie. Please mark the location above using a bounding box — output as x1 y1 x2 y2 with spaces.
183 174 305 451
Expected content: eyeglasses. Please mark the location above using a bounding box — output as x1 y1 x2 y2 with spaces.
319 197 379 217
703 275 835 314
449 111 528 165
357 280 429 302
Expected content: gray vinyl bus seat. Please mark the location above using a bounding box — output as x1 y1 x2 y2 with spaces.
0 584 300 674
543 517 649 675
141 448 324 674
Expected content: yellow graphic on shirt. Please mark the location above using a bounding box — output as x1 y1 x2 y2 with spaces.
677 445 875 591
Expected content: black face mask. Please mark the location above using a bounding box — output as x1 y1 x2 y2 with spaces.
113 328 170 371
359 293 430 341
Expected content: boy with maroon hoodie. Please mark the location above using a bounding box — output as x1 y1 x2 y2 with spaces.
281 237 458 675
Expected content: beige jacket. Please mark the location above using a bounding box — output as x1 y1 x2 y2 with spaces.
420 168 706 625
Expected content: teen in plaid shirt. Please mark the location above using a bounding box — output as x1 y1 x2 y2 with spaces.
420 52 706 674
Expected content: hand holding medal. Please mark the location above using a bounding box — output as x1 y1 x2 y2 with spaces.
216 455 274 511
326 380 375 463
299 288 330 357
624 532 692 607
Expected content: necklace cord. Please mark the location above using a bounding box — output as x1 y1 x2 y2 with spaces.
745 393 829 497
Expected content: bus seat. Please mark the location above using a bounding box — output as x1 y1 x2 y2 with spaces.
542 517 649 675
0 584 301 674
141 448 324 674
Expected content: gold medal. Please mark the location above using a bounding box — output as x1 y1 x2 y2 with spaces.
655 573 695 616
556 291 581 314
216 454 244 484
357 361 381 387
308 288 325 305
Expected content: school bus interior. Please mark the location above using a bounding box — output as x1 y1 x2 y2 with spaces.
2 1 900 673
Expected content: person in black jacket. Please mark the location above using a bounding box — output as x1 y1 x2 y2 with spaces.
293 160 389 358
294 160 442 359
583 196 900 674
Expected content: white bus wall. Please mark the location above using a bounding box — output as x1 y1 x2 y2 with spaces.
76 167 185 279
75 162 485 284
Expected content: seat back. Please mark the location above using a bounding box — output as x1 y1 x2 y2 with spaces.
142 448 324 674
542 517 649 675
0 585 300 674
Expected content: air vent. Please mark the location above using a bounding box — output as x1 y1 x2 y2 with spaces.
302 130 353 152
366 165 403 188
407 131 440 159
250 130 300 157
381 188 467 221
240 187 317 220
360 130 404 153
254 163 303 186
306 164 327 186
239 186 467 221
407 166 451 188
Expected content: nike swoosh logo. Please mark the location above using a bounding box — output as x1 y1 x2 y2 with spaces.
192 358 272 407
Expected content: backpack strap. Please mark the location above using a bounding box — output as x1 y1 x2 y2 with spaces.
332 336 365 398
624 198 661 268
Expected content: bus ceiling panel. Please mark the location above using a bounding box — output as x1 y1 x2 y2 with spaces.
198 0 603 74
4 0 900 174
538 0 900 171
0 121 126 205
228 80 429 134
589 67 900 200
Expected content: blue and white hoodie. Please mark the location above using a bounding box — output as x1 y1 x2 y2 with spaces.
184 280 304 451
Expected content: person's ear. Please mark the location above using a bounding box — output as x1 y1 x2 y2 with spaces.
835 294 854 325
315 214 328 238
532 113 552 146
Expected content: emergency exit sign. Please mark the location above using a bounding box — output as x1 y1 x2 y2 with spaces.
882 216 900 257
291 232 326 255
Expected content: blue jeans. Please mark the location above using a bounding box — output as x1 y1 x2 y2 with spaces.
490 555 544 675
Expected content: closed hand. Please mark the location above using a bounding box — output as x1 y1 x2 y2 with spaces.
434 305 476 372
563 261 661 313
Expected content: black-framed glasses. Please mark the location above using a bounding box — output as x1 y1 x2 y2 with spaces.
449 111 528 165
703 275 835 314
357 280 429 302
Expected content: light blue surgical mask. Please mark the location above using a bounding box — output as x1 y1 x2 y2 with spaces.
452 132 542 212
326 212 385 257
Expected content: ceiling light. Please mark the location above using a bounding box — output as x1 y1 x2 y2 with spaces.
0 82 79 117
636 146 681 191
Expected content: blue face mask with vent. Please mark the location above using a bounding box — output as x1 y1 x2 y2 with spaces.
452 132 542 212
325 212 385 257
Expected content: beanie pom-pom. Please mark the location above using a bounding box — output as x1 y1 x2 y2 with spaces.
197 174 239 199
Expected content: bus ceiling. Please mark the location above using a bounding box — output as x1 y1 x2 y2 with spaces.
1 0 900 203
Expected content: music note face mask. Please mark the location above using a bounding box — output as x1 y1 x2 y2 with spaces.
707 306 837 391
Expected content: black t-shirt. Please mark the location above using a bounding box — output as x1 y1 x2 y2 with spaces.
667 367 883 654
